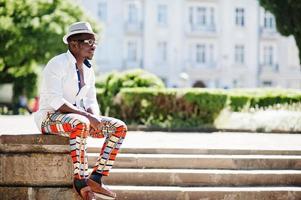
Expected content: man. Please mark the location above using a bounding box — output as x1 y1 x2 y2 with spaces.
34 22 127 200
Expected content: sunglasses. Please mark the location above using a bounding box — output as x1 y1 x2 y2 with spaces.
77 39 98 46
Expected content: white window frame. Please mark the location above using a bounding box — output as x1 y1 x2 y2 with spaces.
262 80 273 87
196 44 206 64
127 2 140 24
157 4 168 26
98 1 107 21
234 45 245 64
196 7 206 26
263 11 275 30
189 5 216 31
235 8 245 27
263 46 274 65
192 43 215 67
208 44 214 64
127 41 138 62
209 7 215 27
157 41 168 63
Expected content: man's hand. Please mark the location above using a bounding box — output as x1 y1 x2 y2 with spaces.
57 103 101 130
85 113 101 130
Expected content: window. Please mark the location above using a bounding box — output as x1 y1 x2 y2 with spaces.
263 46 274 65
127 41 137 61
189 6 215 30
209 7 215 27
98 2 107 21
263 11 275 29
235 8 245 27
262 81 272 87
234 45 245 64
233 79 238 88
189 7 193 25
194 44 215 66
196 7 206 26
157 4 168 26
157 41 167 62
196 44 206 63
128 3 138 24
208 44 214 64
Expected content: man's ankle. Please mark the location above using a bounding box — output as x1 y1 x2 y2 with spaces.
73 178 88 194
90 171 102 184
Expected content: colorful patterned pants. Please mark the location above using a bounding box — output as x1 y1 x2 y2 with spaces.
41 112 127 180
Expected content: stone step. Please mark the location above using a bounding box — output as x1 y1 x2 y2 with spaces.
88 153 301 169
104 169 301 187
0 187 81 200
2 186 301 200
88 146 301 155
108 186 301 200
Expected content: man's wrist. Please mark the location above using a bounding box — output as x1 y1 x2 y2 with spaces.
79 110 92 118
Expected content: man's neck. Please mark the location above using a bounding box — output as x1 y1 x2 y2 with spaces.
70 49 84 67
76 59 84 69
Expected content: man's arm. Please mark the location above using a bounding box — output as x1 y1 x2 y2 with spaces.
44 59 100 129
57 103 100 130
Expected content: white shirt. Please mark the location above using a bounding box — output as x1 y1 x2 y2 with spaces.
34 50 100 131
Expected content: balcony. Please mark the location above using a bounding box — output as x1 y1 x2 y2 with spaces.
122 59 143 69
185 60 217 70
259 63 279 74
186 24 217 37
259 27 278 39
124 22 143 34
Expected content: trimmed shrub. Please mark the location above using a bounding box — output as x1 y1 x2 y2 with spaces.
227 89 301 111
114 88 227 128
96 69 165 116
97 87 301 129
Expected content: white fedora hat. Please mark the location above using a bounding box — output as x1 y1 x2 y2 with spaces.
63 21 96 44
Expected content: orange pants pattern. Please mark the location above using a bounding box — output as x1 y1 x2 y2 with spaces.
41 112 127 180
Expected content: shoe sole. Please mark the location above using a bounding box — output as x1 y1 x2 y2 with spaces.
94 192 115 200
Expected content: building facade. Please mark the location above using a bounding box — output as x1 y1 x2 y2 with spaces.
78 0 301 89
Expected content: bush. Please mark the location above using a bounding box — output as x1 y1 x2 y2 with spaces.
97 87 301 129
227 88 301 111
96 69 165 116
228 94 251 111
114 88 227 128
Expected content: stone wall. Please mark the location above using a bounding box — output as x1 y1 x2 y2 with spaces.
0 134 80 200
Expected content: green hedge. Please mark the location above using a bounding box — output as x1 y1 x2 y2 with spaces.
96 88 301 129
98 88 227 128
96 69 165 116
227 89 301 111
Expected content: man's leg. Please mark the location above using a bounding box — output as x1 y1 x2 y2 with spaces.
41 112 94 199
88 116 127 199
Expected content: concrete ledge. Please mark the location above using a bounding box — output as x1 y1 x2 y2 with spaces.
0 134 73 188
0 134 70 153
0 134 69 145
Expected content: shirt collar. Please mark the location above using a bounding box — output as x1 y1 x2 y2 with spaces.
84 59 92 68
66 50 92 68
67 50 77 66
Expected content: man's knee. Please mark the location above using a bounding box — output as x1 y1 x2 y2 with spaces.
113 119 127 138
118 119 127 132
72 116 90 137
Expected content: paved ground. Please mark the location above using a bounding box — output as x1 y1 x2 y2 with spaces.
1 115 301 151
